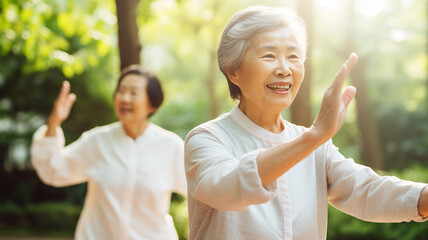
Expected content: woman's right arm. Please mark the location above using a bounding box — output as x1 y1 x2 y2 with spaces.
31 81 89 187
257 53 358 188
31 126 96 187
45 81 76 136
185 129 279 211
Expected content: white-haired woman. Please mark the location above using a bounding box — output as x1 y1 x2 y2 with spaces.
184 6 428 239
31 65 186 239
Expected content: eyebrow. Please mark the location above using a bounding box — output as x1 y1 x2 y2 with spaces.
119 85 144 91
258 45 300 51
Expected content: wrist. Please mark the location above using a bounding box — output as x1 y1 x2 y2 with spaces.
418 186 428 217
47 115 61 128
305 125 331 147
46 115 61 137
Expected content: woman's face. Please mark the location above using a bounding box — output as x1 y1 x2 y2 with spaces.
114 74 154 126
230 25 305 114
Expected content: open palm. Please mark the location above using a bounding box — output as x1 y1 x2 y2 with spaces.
311 53 358 142
48 81 76 127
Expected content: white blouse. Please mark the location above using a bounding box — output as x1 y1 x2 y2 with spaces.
185 106 427 240
31 122 186 240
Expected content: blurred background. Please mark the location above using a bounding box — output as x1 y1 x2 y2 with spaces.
0 0 427 239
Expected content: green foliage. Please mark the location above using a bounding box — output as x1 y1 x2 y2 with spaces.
25 202 80 231
0 0 118 154
0 201 79 235
169 196 189 240
377 107 428 169
0 198 188 239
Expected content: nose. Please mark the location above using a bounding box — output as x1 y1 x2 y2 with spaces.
275 57 292 78
118 92 132 102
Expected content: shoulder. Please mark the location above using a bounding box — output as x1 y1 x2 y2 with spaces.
186 111 235 140
80 122 121 140
148 123 184 145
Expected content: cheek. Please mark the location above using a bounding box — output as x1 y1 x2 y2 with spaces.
114 97 122 110
293 64 304 81
113 95 119 106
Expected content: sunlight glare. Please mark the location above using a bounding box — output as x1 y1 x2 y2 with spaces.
355 0 387 18
389 29 407 42
202 10 213 21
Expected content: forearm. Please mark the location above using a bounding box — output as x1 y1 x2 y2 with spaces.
257 129 324 187
46 115 61 137
418 186 428 217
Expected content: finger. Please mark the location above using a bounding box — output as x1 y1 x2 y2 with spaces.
331 53 359 94
344 52 358 70
63 93 76 112
330 64 348 95
58 81 71 101
68 93 77 105
341 86 356 108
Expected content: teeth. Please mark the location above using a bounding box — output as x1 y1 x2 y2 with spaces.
268 84 291 91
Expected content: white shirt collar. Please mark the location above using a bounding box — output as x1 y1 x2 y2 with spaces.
229 106 288 145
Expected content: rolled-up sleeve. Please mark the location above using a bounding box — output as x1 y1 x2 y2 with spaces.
185 129 278 211
31 125 92 187
325 140 428 222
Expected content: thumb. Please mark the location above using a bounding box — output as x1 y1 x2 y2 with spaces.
68 93 77 103
341 86 356 108
66 93 77 109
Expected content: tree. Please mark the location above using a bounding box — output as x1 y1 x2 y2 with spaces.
115 0 142 70
344 0 384 169
290 0 313 127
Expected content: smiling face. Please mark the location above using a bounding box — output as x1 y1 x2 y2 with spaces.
229 25 305 115
114 74 154 127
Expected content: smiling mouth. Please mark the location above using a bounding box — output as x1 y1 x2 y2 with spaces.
267 84 291 91
119 107 133 114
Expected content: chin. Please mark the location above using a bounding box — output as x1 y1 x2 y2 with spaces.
269 99 292 110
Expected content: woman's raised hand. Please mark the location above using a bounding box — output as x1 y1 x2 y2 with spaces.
46 81 76 136
310 53 358 143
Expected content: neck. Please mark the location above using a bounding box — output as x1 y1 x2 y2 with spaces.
238 102 284 133
122 120 149 140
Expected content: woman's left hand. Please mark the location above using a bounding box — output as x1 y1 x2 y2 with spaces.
310 53 358 143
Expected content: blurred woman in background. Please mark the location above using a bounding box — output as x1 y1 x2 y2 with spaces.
31 65 186 240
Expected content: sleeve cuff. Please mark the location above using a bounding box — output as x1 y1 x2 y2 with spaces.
32 125 65 148
238 149 278 205
406 183 428 222
416 185 428 221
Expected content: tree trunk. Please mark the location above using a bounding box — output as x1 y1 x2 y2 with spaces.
350 60 384 169
115 0 142 70
290 0 313 127
345 0 384 169
207 50 218 118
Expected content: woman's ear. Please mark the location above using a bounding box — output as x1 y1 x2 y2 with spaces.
227 69 240 86
147 103 157 117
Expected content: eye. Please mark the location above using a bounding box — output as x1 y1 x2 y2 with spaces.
262 54 275 59
289 54 299 59
131 88 144 96
117 88 126 94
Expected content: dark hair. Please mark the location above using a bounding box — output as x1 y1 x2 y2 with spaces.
115 65 164 117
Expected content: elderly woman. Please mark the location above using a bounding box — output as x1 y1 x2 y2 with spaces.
184 6 428 239
31 65 186 239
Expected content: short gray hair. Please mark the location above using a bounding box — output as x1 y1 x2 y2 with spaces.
218 6 307 100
